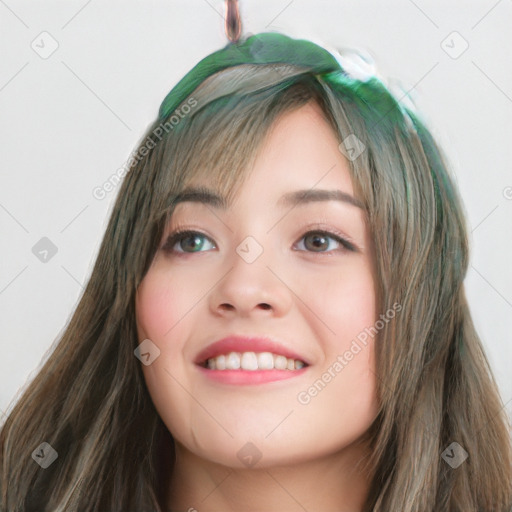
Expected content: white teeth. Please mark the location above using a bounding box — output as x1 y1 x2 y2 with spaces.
226 352 241 370
240 352 258 371
204 351 306 371
274 355 287 370
257 352 274 369
216 354 226 370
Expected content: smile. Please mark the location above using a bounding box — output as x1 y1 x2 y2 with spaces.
201 351 306 371
194 335 311 384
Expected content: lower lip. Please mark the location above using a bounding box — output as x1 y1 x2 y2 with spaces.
195 365 308 385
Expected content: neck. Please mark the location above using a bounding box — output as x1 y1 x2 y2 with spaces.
165 439 372 512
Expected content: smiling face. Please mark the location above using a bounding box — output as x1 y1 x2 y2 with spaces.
135 101 379 469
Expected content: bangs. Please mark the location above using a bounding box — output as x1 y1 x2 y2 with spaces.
148 66 341 230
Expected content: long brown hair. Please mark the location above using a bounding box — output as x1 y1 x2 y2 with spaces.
1 61 511 511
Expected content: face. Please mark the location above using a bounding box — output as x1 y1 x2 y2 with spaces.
135 101 379 469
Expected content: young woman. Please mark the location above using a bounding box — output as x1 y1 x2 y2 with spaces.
1 32 511 512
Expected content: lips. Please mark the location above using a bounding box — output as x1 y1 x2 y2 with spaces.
194 335 310 367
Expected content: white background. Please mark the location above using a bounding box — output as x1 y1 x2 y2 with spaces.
1 0 511 426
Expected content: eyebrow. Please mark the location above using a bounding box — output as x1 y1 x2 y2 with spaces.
172 186 364 210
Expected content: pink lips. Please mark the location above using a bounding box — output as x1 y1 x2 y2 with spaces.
194 335 310 385
195 366 308 384
194 335 309 366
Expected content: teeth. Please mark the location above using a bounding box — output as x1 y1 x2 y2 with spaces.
257 352 274 370
241 352 258 371
274 355 287 370
226 352 241 370
216 354 226 370
204 351 306 371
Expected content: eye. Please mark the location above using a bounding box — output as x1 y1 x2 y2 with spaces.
162 230 216 254
162 228 357 256
295 230 356 253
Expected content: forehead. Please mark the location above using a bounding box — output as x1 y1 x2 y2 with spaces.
172 103 362 211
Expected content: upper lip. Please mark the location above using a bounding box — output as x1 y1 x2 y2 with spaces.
194 335 311 366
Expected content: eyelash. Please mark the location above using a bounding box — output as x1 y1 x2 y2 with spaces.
161 224 358 256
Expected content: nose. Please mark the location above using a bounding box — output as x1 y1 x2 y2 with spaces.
208 244 293 318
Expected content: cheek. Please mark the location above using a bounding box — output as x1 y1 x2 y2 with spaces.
306 261 377 411
312 262 377 345
135 269 186 342
135 271 195 439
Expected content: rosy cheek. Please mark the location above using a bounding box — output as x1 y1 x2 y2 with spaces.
136 275 177 342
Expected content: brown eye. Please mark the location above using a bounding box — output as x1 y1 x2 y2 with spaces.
297 231 356 253
161 228 356 256
304 232 330 251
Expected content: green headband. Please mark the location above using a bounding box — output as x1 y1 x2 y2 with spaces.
158 31 416 138
158 32 343 121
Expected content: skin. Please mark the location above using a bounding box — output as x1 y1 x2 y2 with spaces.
136 101 379 512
